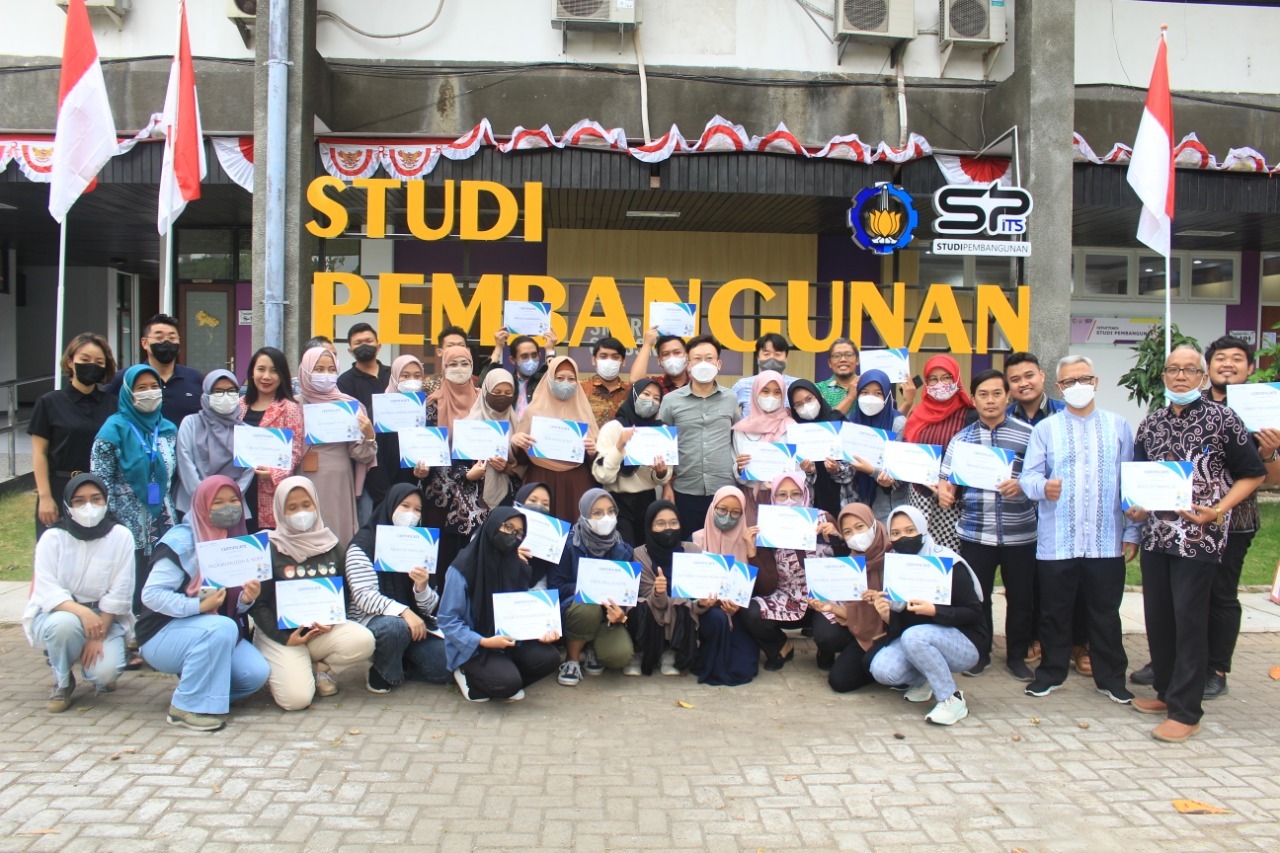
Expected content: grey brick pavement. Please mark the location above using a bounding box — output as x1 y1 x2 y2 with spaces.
1 625 1277 852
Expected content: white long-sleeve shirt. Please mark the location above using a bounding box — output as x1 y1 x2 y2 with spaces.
23 525 136 647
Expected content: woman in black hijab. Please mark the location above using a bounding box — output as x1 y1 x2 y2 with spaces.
787 378 854 519
591 378 672 547
437 508 562 702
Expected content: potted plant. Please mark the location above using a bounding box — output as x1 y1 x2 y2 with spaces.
1118 323 1200 413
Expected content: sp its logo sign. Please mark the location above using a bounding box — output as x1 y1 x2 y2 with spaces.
848 183 918 255
932 182 1033 237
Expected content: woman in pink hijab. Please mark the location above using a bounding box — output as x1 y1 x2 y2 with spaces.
730 370 796 525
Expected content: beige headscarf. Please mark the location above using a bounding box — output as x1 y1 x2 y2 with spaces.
433 345 478 433
465 368 522 509
514 356 600 473
267 476 341 562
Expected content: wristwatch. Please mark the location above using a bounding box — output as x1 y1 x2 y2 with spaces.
1212 504 1226 524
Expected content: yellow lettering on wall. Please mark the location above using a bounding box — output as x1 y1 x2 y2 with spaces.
460 181 519 241
569 276 636 348
708 279 780 352
641 278 702 333
351 178 401 239
507 275 569 344
975 285 1031 353
848 281 906 349
909 285 972 354
305 177 348 239
377 273 425 345
523 182 543 243
312 272 372 338
405 180 454 241
786 280 843 351
430 273 505 343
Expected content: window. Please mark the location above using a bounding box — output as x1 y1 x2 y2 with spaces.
1190 255 1234 299
177 230 235 280
1137 255 1178 297
1080 252 1129 296
1071 248 1238 303
1262 253 1280 302
918 253 964 288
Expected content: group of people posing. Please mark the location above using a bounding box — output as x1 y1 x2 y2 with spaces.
25 313 1273 742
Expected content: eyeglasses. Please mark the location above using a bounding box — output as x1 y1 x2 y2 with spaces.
588 508 618 520
1057 376 1097 389
651 520 680 531
830 352 857 361
1163 367 1205 378
68 495 107 508
209 390 239 401
924 375 955 386
714 507 742 520
497 522 526 539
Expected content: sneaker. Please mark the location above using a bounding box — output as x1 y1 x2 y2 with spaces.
1071 645 1093 676
505 689 526 703
659 649 680 677
453 668 488 702
1006 660 1035 683
581 648 604 676
166 704 226 732
903 683 934 703
366 667 392 694
1096 685 1135 705
1024 641 1042 665
622 654 642 677
1203 672 1228 700
1130 662 1154 686
925 692 969 726
94 680 118 695
314 669 339 697
1024 679 1063 697
962 657 990 678
557 660 582 686
46 676 75 714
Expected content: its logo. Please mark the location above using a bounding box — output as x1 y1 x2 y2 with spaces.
932 181 1034 237
848 184 918 254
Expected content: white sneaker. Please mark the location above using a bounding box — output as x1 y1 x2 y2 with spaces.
659 649 680 676
623 654 642 676
903 683 934 703
505 689 526 703
453 668 489 702
581 647 605 676
557 660 582 686
314 669 339 697
925 691 969 726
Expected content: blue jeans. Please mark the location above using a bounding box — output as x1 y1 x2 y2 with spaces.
32 610 127 690
141 614 270 715
870 624 979 700
366 615 450 686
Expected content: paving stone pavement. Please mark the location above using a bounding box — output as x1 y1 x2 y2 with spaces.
1 625 1278 853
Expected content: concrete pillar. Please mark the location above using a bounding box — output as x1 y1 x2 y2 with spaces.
987 0 1076 372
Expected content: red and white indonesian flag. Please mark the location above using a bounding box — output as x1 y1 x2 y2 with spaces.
48 0 118 223
1127 29 1175 257
157 0 205 235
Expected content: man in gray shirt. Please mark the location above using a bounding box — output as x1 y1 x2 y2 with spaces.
659 335 741 537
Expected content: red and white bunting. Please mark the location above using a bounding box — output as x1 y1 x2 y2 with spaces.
212 136 254 192
934 154 1013 186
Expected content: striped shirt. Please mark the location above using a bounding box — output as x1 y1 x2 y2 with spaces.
1019 408 1140 561
345 543 440 625
939 416 1036 546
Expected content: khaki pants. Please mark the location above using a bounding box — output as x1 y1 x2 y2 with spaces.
252 622 375 711
564 602 634 669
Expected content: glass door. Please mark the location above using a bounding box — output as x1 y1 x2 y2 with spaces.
177 284 235 375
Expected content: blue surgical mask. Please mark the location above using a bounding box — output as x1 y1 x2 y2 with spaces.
517 359 539 377
1165 386 1202 406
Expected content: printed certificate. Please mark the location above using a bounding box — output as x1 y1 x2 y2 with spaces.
718 560 759 608
786 422 843 463
303 401 361 445
948 442 1017 491
741 442 799 482
503 301 553 336
648 302 697 337
493 590 562 640
804 556 868 602
528 416 588 464
623 426 680 466
573 558 642 607
1226 383 1280 432
859 348 911 383
670 552 733 601
840 423 891 468
883 554 953 605
755 504 821 551
233 425 293 470
275 577 348 628
197 532 273 589
451 419 511 461
881 441 943 485
371 392 427 433
398 427 451 468
517 507 572 563
373 525 440 574
1121 461 1194 512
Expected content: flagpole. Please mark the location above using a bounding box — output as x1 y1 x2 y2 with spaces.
1165 258 1172 355
162 226 174 315
54 221 67 390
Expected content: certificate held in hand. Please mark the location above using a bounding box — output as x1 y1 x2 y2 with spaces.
1226 383 1280 432
452 420 511 461
882 441 943 486
303 401 361 445
623 426 679 466
755 504 821 551
197 532 273 589
373 525 440 574
503 301 552 336
859 347 911 383
371 392 426 433
573 559 642 607
786 422 843 463
741 442 799 482
840 423 890 468
398 427 451 468
718 560 758 608
493 590 562 640
670 552 733 601
276 577 349 629
517 507 572 563
804 556 868 602
1121 461 1193 512
648 302 696 337
947 442 1017 491
528 416 588 464
883 554 953 605
233 425 293 470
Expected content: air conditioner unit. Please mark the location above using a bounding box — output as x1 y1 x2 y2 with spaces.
55 0 131 27
835 0 916 42
227 0 256 19
552 0 639 27
938 0 1007 48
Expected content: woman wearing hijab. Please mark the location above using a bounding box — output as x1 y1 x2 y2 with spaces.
901 355 976 551
550 488 636 686
368 354 429 508
176 370 253 519
297 346 378 548
628 499 699 676
736 473 848 672
438 508 563 702
512 481 560 590
592 378 672 548
732 370 796 524
865 504 986 726
465 367 523 512
844 369 910 525
250 477 376 711
787 378 854 519
24 474 135 713
511 356 600 522
346 483 449 693
809 503 893 693
239 346 305 531
136 476 271 731
685 488 761 686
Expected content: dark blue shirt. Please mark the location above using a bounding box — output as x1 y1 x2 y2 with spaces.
1007 394 1065 425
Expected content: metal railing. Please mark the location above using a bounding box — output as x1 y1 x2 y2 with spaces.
3 374 54 479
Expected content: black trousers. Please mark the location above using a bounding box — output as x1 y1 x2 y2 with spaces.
673 491 714 542
738 602 849 661
1208 530 1254 674
612 489 657 550
459 642 562 700
828 641 879 693
1142 551 1215 726
1035 557 1127 690
960 540 1037 662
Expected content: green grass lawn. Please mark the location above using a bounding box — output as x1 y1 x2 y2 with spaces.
0 489 36 583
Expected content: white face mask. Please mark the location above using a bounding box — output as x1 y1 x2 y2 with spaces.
285 510 317 532
392 509 421 528
310 374 338 393
689 362 719 384
660 356 687 377
926 382 959 402
595 359 622 380
69 503 107 528
756 396 782 414
796 401 820 420
445 367 472 385
588 514 618 536
846 527 875 553
208 393 240 416
398 379 423 394
1061 383 1096 409
133 389 163 413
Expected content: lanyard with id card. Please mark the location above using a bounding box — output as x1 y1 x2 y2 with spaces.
128 422 163 505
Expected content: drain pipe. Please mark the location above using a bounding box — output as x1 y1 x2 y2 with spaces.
263 0 289 350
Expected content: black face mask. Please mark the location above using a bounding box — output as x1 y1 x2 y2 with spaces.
651 528 682 550
893 534 925 556
492 531 523 553
73 363 107 386
149 341 180 364
352 344 378 363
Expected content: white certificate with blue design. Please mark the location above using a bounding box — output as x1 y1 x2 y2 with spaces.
718 560 758 608
197 532 273 589
451 419 511 461
1226 383 1280 431
623 426 680 466
573 558 642 607
1121 461 1193 512
741 442 799 482
881 442 943 485
398 427 451 468
755 504 821 551
529 416 587 464
517 507 571 563
840 423 891 467
804 556 868 602
493 590 562 640
671 552 732 601
948 442 1017 491
883 554 953 605
648 302 696 337
374 525 440 574
787 422 843 463
372 392 427 434
503 301 552 336
275 577 349 628
858 347 911 383
233 425 293 470
303 401 361 445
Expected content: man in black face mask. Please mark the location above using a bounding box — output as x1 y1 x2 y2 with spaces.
336 322 391 525
104 313 204 427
